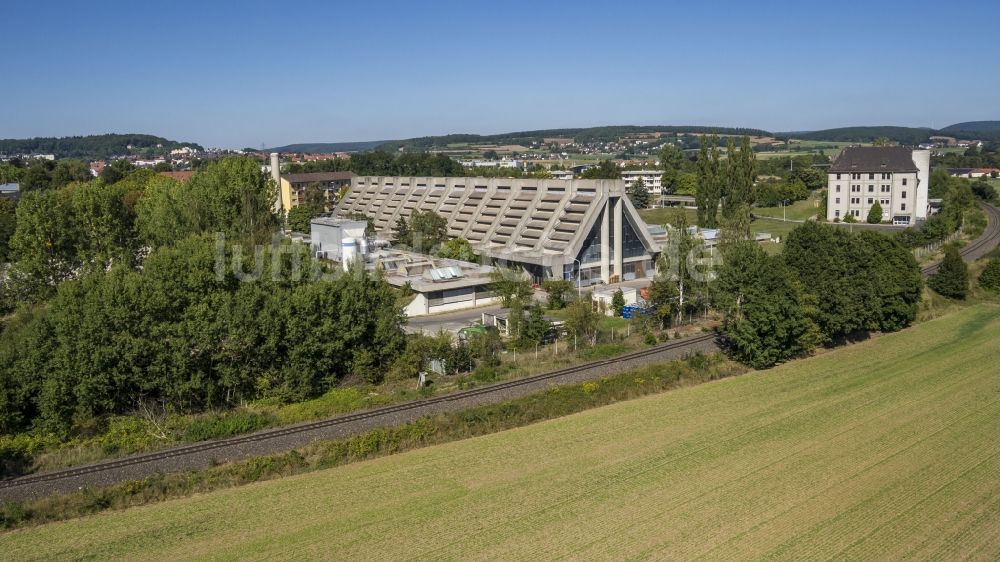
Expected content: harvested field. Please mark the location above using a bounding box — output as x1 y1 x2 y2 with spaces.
3 305 999 561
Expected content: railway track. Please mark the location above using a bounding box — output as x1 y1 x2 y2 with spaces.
0 332 719 502
921 202 1000 277
7 204 994 502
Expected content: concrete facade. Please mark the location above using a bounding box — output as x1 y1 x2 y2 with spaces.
334 176 660 285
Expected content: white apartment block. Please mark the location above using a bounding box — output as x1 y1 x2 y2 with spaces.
621 169 663 194
826 147 930 225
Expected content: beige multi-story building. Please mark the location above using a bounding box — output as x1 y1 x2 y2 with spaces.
621 169 664 194
268 152 354 213
826 147 930 225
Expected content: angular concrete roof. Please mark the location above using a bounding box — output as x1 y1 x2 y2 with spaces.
334 176 659 267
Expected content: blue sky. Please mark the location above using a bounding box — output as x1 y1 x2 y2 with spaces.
2 0 997 148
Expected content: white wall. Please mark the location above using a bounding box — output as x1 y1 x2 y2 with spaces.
403 293 501 317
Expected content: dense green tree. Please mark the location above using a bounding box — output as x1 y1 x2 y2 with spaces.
286 205 316 233
436 238 478 262
783 222 868 340
0 134 202 161
540 278 573 309
580 160 621 179
649 209 706 326
784 222 921 341
137 157 278 247
856 231 923 331
99 159 135 185
753 178 808 207
627 177 651 209
398 210 447 253
134 176 196 247
928 245 968 299
14 159 92 192
714 242 819 368
7 188 81 300
186 156 279 245
516 304 552 349
720 136 755 242
0 163 22 184
0 198 16 263
970 179 997 202
675 172 698 196
0 236 406 434
867 201 883 224
978 257 1000 291
562 295 600 345
489 267 532 308
393 216 410 245
695 135 722 228
658 144 685 193
790 166 826 191
610 289 626 317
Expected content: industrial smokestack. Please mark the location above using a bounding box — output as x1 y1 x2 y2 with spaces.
270 152 282 214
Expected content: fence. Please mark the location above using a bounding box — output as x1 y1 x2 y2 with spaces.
914 230 960 260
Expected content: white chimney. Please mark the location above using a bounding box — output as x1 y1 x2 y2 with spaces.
270 152 282 213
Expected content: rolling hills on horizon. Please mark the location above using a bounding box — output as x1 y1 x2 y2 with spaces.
4 121 997 160
269 121 999 153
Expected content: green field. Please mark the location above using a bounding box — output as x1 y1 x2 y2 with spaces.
754 193 821 221
4 305 999 560
638 206 698 227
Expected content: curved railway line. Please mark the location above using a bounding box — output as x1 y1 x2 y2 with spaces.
921 202 1000 277
3 203 996 503
0 333 720 502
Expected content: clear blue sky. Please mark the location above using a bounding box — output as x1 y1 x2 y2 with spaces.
2 0 997 148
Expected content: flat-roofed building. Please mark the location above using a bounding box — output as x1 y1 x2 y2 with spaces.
335 176 661 285
826 147 930 225
278 171 355 213
621 169 663 194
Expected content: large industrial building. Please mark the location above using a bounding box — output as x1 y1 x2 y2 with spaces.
334 176 661 285
826 147 930 224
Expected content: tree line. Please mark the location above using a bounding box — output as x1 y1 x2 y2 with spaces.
0 134 202 161
0 157 406 437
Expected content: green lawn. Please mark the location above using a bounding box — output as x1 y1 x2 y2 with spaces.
751 216 802 242
6 305 999 561
754 193 821 221
639 206 698 227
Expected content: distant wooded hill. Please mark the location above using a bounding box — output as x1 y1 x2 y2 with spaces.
273 121 1000 155
0 134 203 161
376 125 773 152
268 125 773 154
778 122 1000 144
264 140 388 154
